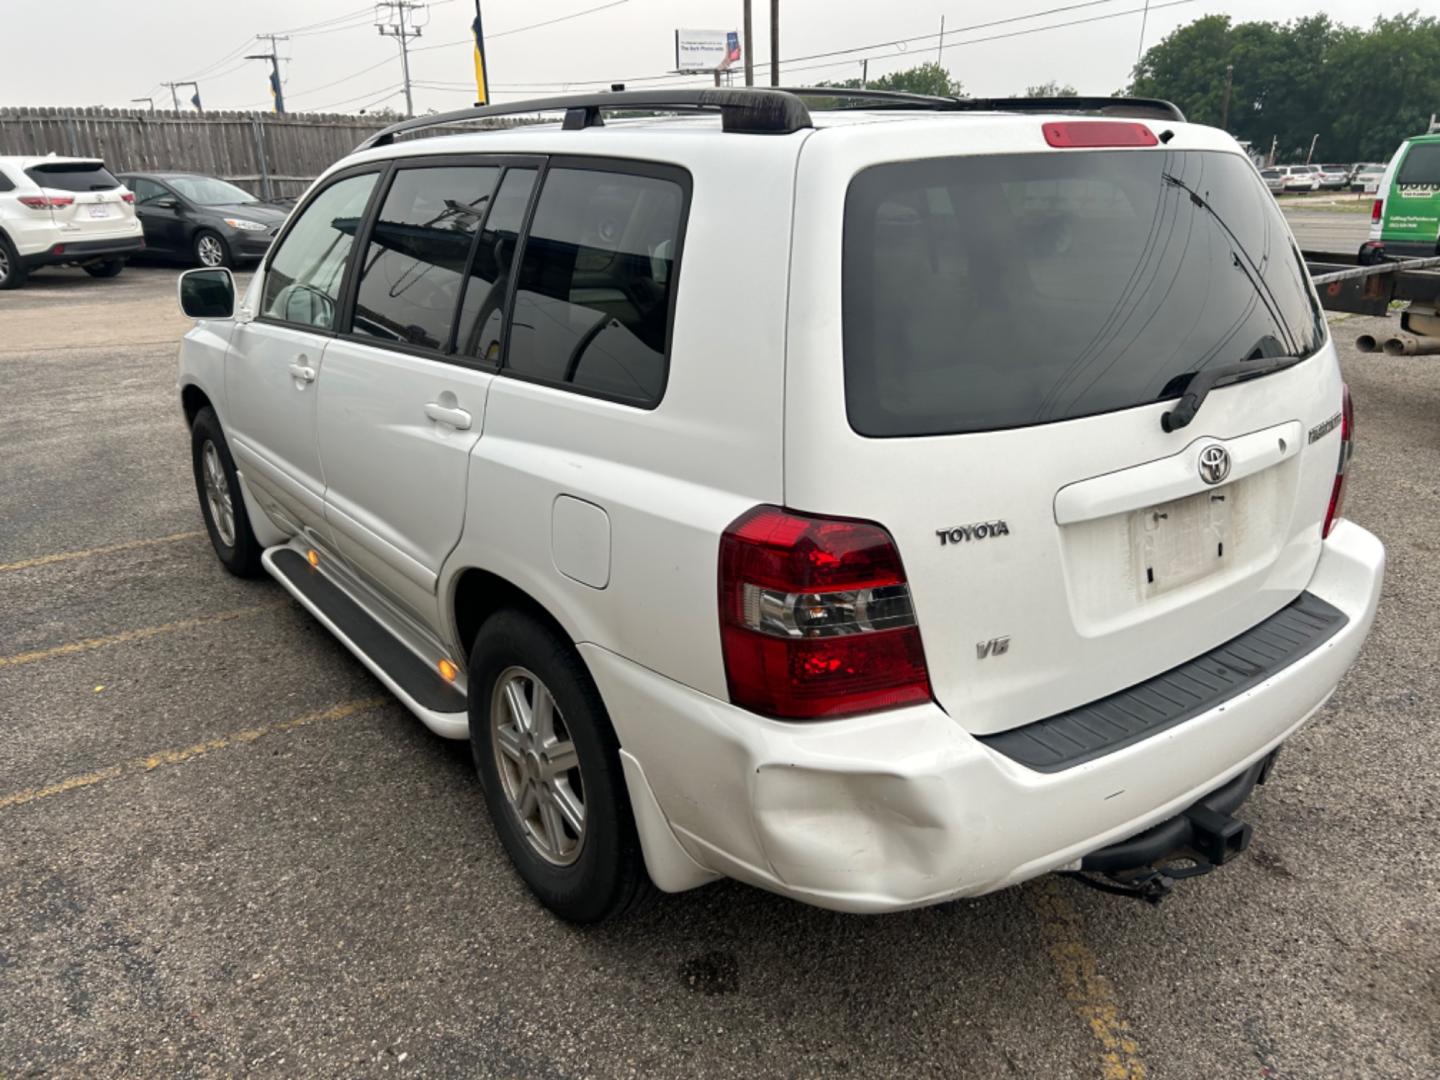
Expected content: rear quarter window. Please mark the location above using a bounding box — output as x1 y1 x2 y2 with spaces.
1396 142 1440 189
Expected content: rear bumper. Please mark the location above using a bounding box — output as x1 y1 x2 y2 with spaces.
20 234 145 268
589 521 1385 912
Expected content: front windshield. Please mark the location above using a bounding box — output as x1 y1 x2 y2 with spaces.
843 149 1325 436
169 176 258 205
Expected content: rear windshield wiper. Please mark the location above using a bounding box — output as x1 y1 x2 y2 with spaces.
1160 355 1305 432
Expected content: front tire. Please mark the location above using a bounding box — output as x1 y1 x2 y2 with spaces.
193 230 231 269
469 610 651 923
0 234 27 290
190 407 262 577
83 258 125 278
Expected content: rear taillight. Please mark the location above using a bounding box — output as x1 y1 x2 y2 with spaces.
120 192 135 204
718 506 932 720
17 195 74 210
1371 199 1383 225
1322 385 1354 538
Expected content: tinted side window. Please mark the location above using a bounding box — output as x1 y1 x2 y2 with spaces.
456 167 536 363
0 168 14 193
1397 143 1440 187
130 178 167 204
351 165 499 350
505 167 684 406
261 172 378 330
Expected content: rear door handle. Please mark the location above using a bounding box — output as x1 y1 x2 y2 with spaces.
424 402 472 430
287 361 316 383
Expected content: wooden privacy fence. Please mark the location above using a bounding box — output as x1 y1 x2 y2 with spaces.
0 107 390 199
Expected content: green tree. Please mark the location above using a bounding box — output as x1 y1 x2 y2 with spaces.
1129 12 1440 162
821 62 963 98
1023 81 1078 97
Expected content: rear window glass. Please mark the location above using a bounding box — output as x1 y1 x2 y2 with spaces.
842 150 1324 437
26 162 119 192
1397 143 1440 188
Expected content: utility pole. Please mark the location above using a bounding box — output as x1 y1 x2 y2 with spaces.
377 1 428 119
861 58 868 89
743 0 754 87
246 35 289 113
1306 133 1318 165
162 81 201 112
938 15 945 65
131 96 155 113
769 0 779 86
1219 64 1233 131
1137 0 1151 64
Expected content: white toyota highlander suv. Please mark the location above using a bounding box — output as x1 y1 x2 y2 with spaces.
0 155 144 289
173 89 1384 922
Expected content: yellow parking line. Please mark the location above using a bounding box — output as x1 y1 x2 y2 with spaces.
0 601 284 669
0 696 389 812
1029 879 1148 1080
0 530 206 573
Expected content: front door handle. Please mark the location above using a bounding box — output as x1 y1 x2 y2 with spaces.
424 402 472 430
287 361 316 383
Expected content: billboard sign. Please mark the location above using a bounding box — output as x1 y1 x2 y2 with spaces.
674 28 741 73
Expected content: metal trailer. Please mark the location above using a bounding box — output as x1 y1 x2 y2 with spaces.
1305 250 1440 355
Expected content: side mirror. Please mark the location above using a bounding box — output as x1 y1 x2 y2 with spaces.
178 267 235 319
152 197 179 210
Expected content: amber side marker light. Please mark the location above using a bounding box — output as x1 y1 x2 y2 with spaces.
306 549 320 568
437 658 459 682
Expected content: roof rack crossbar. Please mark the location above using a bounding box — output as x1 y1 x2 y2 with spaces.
356 88 813 150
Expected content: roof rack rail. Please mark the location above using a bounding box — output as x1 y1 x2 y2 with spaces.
774 86 958 109
946 96 1186 122
356 88 813 150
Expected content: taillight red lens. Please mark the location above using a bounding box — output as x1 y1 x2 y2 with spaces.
1371 199 1383 225
1322 384 1354 538
1042 121 1159 148
718 506 932 720
121 192 135 204
17 194 74 210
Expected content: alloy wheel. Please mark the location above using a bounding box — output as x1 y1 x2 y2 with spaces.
197 235 224 267
0 245 9 284
201 440 236 547
490 666 586 866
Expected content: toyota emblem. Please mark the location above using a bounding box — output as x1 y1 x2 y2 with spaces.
1198 445 1231 486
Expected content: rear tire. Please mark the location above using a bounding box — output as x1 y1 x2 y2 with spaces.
0 234 27 290
190 406 262 577
468 610 652 923
83 258 125 278
193 230 232 269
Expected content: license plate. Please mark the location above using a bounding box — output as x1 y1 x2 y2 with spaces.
87 204 111 219
1131 488 1233 597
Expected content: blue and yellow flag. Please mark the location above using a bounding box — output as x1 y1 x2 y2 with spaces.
269 67 285 114
472 6 489 105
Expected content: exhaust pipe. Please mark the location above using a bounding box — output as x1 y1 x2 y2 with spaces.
1355 333 1379 352
1382 331 1440 356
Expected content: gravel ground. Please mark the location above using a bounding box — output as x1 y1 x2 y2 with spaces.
0 264 1436 1079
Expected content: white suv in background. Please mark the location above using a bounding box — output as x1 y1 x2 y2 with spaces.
0 155 144 289
173 89 1384 922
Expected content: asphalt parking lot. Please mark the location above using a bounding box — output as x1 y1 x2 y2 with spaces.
1 260 1437 1079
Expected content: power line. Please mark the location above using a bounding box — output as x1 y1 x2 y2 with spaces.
407 0 629 55
476 0 1192 95
376 1 429 118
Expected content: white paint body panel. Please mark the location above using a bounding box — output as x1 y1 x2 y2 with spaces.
551 496 611 589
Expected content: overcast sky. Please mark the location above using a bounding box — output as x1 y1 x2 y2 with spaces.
2 0 1433 115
